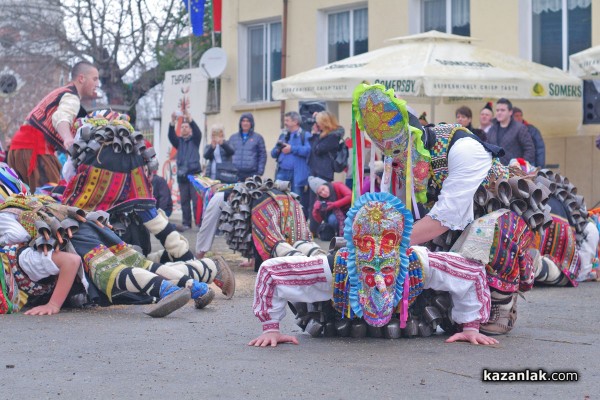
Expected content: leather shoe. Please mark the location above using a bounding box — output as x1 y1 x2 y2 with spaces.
212 255 235 299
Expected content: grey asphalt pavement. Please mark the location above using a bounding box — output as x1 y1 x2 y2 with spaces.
2 220 599 399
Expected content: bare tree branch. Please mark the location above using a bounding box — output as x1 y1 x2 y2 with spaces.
1 0 217 132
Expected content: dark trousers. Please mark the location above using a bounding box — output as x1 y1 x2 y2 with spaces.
70 221 122 255
178 178 198 227
70 222 154 305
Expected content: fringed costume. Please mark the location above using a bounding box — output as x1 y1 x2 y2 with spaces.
59 111 235 301
198 175 325 270
534 216 581 287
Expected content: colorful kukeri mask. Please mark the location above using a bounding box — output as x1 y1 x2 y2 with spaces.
345 192 413 327
353 83 411 162
352 84 431 203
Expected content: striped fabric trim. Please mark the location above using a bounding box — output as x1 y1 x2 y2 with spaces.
254 258 328 323
428 252 491 324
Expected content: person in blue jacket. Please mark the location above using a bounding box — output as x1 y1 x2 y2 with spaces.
271 111 311 210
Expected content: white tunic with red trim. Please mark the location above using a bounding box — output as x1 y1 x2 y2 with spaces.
253 246 491 333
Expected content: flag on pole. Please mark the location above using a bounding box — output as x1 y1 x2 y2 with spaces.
213 0 222 33
182 0 205 36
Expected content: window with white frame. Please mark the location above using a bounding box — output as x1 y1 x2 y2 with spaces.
327 7 368 63
532 0 591 70
245 21 282 102
421 0 470 36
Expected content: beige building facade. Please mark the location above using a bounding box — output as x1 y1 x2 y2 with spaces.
208 0 600 206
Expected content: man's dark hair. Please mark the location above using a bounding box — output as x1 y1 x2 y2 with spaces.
512 107 523 114
71 61 96 80
496 98 513 110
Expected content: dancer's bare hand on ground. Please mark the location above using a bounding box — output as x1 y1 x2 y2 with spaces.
239 259 253 268
24 303 61 316
446 330 499 345
249 332 299 347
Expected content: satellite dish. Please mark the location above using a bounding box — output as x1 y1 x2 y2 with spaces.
199 47 227 79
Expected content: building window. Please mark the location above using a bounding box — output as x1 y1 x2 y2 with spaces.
0 74 18 95
421 0 470 36
327 7 368 63
532 0 591 70
206 78 221 113
246 21 282 102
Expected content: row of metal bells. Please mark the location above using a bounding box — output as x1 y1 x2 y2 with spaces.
302 318 406 339
409 289 458 335
289 289 457 339
306 317 439 339
296 316 420 339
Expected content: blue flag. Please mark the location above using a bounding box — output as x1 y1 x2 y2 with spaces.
182 0 205 36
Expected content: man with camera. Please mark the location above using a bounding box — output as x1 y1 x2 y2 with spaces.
168 111 202 231
270 111 311 211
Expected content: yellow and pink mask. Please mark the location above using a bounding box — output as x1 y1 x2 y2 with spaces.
352 84 431 203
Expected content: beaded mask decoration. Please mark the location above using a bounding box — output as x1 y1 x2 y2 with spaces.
352 84 431 203
346 192 413 327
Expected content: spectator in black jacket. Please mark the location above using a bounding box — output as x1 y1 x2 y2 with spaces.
168 111 202 231
512 107 545 167
149 170 173 217
486 98 535 165
308 111 344 182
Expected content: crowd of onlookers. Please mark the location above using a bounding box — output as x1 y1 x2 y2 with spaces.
452 99 544 168
170 109 353 241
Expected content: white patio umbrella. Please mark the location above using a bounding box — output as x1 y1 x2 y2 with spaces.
569 45 600 79
273 31 582 120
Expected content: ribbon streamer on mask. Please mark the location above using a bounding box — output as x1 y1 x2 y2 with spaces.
412 188 421 220
404 129 413 213
369 138 376 193
351 118 364 205
399 273 410 328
